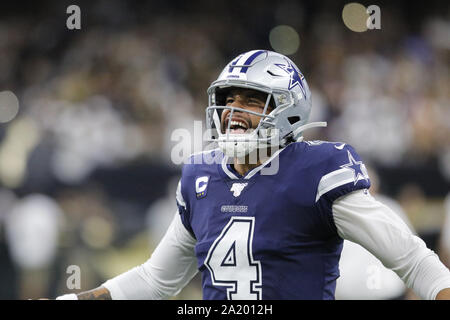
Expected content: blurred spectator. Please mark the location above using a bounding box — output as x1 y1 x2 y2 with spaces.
4 194 64 299
0 188 19 299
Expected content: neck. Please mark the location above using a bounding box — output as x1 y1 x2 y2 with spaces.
232 148 272 176
233 160 260 177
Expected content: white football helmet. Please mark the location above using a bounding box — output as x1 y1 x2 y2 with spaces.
206 50 326 158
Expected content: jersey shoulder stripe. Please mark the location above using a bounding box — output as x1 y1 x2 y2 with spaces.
301 140 370 202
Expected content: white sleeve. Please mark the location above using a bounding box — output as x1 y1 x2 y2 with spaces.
332 189 450 300
102 211 198 300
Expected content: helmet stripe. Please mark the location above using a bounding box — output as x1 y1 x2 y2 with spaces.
239 50 266 73
228 54 243 73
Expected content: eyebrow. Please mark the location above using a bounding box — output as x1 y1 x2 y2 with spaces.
227 90 267 102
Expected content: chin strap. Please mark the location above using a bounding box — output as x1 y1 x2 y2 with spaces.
293 121 327 142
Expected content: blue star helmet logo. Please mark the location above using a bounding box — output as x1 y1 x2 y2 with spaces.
275 62 307 97
340 150 369 185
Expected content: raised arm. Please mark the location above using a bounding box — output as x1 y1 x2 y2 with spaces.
57 211 197 300
332 190 450 300
59 286 112 300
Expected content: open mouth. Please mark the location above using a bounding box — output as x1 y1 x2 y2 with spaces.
225 119 250 134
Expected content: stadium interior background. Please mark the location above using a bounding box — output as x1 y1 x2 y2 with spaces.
0 0 448 299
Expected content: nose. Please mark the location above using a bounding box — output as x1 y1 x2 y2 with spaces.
224 99 244 117
228 96 247 110
230 103 247 116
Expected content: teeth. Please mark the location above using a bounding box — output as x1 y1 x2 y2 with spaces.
229 120 247 129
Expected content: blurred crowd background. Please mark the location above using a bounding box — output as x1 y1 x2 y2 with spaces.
0 0 448 299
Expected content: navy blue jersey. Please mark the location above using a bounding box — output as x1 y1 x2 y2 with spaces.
176 141 370 300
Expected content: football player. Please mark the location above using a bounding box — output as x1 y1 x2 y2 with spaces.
57 50 450 300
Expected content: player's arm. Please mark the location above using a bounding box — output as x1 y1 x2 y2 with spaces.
57 211 197 300
332 189 450 300
436 288 450 299
61 286 112 300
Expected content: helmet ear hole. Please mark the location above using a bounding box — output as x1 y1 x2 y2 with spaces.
269 97 276 110
288 116 301 125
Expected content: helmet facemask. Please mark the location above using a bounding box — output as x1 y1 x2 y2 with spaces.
206 83 292 159
205 50 327 160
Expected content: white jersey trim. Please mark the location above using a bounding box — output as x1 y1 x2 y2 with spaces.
316 168 355 202
221 146 286 180
316 165 369 202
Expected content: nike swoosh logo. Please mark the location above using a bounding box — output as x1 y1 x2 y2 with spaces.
334 143 345 150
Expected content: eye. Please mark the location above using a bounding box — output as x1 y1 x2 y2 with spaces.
249 100 265 108
248 98 264 106
225 97 234 105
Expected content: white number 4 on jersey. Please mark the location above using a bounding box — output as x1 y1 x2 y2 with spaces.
205 216 262 300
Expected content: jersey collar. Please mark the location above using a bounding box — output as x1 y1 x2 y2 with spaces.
219 147 286 180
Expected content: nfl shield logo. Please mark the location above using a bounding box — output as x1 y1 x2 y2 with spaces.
230 183 248 197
